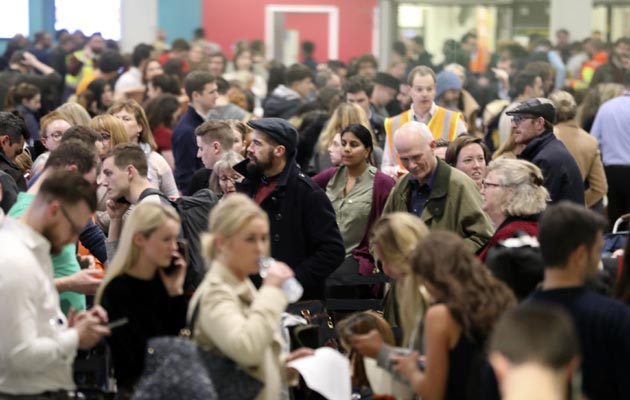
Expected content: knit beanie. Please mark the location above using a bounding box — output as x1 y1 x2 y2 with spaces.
435 70 462 99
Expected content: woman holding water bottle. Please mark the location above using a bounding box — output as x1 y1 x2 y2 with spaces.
189 194 313 400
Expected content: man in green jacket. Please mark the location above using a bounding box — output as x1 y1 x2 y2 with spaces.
383 121 492 251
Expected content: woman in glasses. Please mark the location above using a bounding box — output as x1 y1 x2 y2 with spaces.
90 114 130 159
31 111 72 176
209 151 244 197
477 158 549 261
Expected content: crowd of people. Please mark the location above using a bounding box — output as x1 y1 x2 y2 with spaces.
0 25 630 400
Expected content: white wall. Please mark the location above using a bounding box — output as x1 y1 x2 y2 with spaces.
424 6 476 66
121 0 158 53
550 0 593 42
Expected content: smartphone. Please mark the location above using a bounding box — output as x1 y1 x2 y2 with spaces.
163 239 187 275
115 197 131 205
106 317 129 329
391 348 413 357
389 348 414 369
389 348 426 370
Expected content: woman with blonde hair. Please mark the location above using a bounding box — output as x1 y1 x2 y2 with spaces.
550 90 607 210
312 102 381 172
57 101 92 126
190 194 312 400
478 158 549 261
108 99 178 197
492 133 521 160
97 202 188 398
369 212 429 347
348 213 430 399
31 110 73 176
89 114 129 158
227 119 251 156
90 114 131 231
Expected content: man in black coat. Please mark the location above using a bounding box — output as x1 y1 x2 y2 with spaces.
507 98 585 205
235 118 345 301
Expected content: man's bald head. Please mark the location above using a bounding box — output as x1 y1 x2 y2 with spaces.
394 121 434 147
394 121 437 183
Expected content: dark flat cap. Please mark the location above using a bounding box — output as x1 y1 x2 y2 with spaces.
374 72 400 91
506 98 556 124
247 118 299 155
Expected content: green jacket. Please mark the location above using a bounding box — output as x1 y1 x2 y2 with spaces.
383 158 493 252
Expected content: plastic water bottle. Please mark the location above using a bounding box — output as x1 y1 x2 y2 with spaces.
258 256 303 303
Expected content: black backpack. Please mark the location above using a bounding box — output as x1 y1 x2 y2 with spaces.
485 234 545 301
139 188 220 292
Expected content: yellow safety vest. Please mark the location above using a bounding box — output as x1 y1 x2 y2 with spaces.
384 106 465 169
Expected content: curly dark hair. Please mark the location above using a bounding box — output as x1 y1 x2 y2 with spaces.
409 231 516 340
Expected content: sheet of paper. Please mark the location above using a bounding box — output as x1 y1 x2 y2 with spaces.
287 347 351 400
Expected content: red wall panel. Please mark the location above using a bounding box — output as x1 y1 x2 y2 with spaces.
284 13 328 64
202 0 377 63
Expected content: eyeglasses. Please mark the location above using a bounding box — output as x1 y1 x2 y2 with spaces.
219 175 243 183
59 205 83 236
511 115 538 125
481 180 505 189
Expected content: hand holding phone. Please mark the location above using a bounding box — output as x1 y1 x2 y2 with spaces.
163 239 187 276
159 239 188 297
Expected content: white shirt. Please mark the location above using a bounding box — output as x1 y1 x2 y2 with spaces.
114 67 143 95
0 217 79 395
411 103 467 136
139 142 179 197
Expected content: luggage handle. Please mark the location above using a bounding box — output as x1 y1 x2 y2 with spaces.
613 213 630 233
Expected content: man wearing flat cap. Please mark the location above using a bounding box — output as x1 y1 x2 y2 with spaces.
234 117 345 301
507 98 584 204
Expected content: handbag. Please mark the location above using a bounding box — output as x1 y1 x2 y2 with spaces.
131 303 264 400
287 300 337 348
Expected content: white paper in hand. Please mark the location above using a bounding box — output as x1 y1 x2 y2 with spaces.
286 347 351 400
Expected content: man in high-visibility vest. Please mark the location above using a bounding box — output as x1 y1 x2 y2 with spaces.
381 66 467 178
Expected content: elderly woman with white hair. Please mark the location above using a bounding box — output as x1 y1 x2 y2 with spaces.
478 158 549 261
